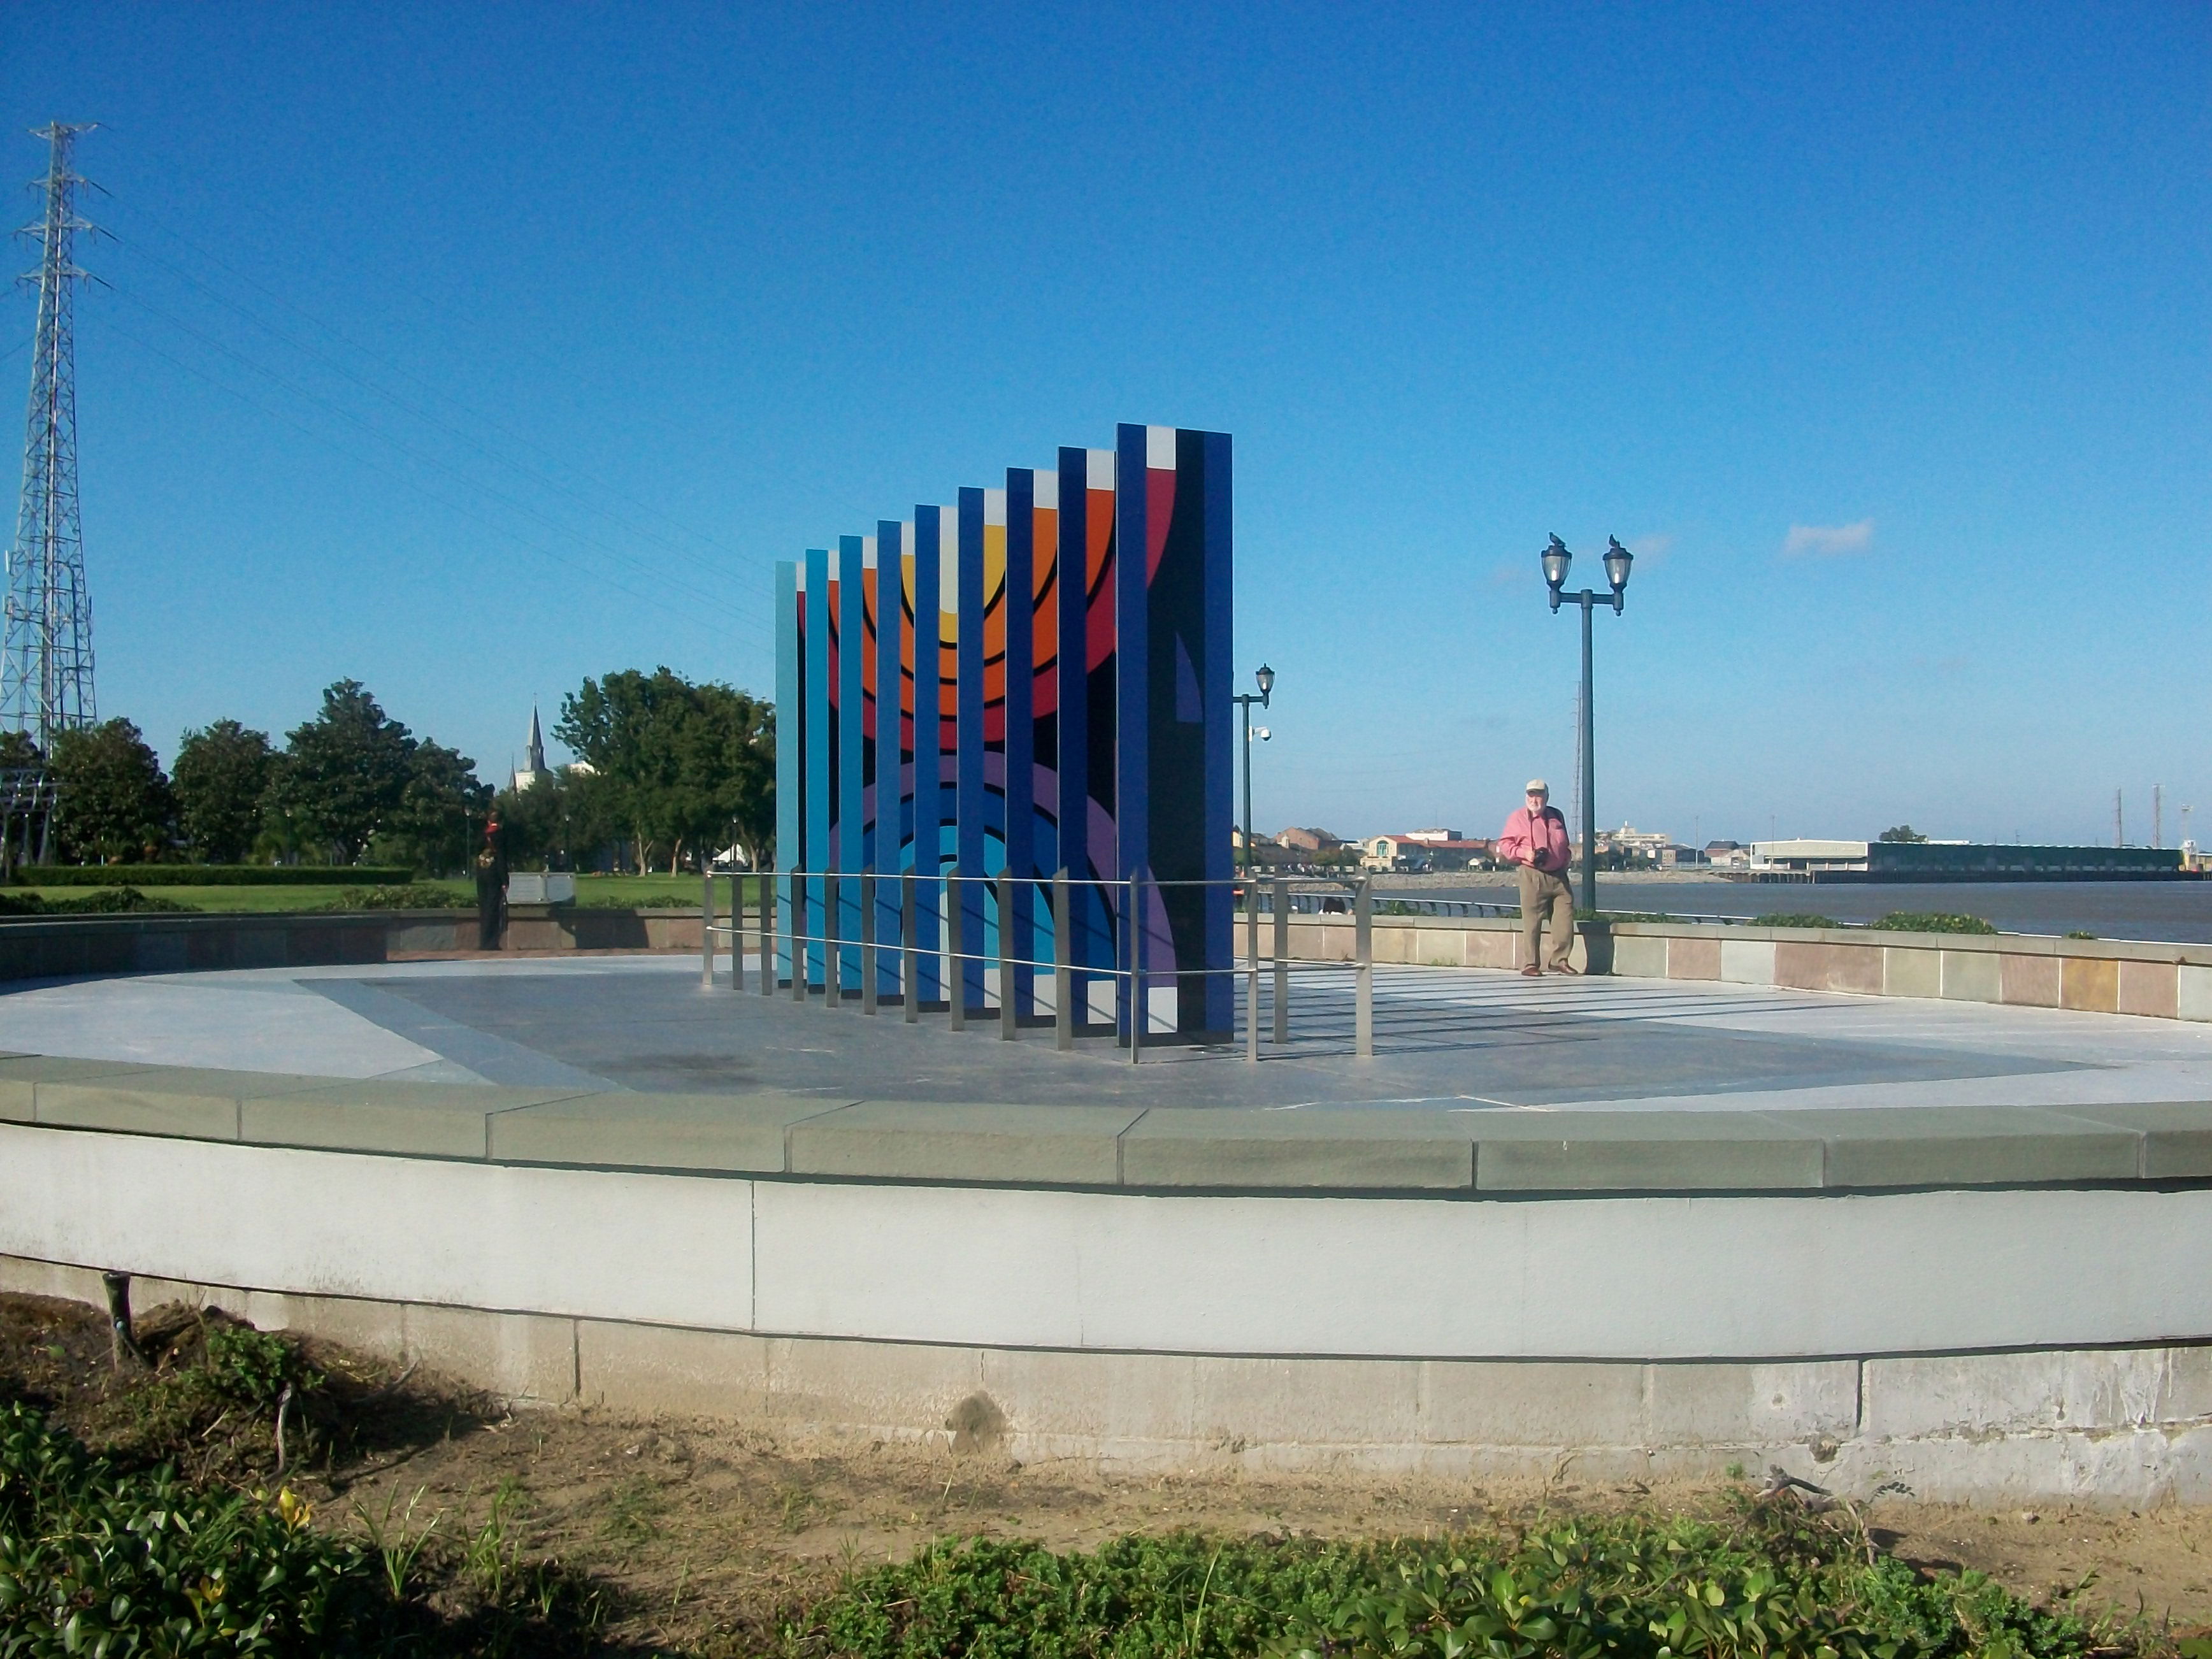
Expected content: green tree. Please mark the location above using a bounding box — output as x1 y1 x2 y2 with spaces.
0 730 42 772
49 718 175 863
172 719 276 863
1878 824 1929 843
263 680 478 866
556 668 773 872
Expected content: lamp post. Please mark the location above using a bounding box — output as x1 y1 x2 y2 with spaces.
1541 535 1634 914
1232 664 1275 874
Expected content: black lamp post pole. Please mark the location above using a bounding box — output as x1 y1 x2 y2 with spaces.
1231 664 1275 875
1543 536 1633 916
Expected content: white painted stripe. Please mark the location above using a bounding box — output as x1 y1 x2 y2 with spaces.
984 489 1007 526
860 536 877 569
1147 426 1176 470
1031 468 1058 509
1088 448 1115 491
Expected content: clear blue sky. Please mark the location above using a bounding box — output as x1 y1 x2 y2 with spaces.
2 4 2204 847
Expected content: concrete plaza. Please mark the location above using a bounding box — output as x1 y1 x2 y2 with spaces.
8 952 2212 1116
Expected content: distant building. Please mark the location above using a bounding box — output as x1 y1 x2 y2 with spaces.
1596 824 1674 865
1705 840 1750 870
510 707 550 793
1275 826 1344 853
1361 833 1495 872
1748 840 2185 880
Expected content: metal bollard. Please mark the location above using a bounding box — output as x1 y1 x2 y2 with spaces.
1273 877 1290 1044
1128 874 1145 1066
1354 876 1374 1059
860 872 877 1014
998 868 1017 1041
1245 875 1260 1062
759 875 777 998
700 869 714 988
1053 868 1072 1052
901 873 919 1024
791 871 807 1002
947 873 966 1031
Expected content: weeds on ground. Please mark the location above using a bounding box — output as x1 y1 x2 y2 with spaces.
1871 911 2000 935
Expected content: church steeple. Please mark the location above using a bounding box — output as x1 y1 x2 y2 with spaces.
525 705 545 775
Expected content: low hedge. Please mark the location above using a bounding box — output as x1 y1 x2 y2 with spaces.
15 865 415 887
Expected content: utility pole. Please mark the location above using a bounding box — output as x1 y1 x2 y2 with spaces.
4 122 98 752
2155 785 2163 849
2115 789 2123 849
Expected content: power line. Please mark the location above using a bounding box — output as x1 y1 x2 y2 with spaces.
108 199 760 587
87 308 750 642
100 277 769 638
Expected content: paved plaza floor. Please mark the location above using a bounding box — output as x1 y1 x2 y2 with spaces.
8 953 2212 1113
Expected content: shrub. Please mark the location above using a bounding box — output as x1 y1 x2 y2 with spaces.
1872 911 1999 935
15 865 415 887
0 886 190 917
0 1401 384 1655
325 883 464 911
1753 912 1842 929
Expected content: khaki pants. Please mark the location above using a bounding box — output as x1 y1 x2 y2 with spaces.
1517 864 1575 970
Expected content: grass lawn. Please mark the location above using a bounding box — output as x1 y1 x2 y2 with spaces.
8 873 766 914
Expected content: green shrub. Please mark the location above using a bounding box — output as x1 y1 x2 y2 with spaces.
324 883 464 911
0 1400 383 1655
0 886 191 917
792 1507 2112 1659
1872 911 1999 935
1753 912 1842 929
15 864 415 887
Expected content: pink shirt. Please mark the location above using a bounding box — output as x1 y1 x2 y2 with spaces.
1497 804 1571 873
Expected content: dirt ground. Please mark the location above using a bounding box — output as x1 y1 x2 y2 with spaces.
8 1289 2212 1652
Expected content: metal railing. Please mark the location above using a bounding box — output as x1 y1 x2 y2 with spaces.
700 870 1391 1061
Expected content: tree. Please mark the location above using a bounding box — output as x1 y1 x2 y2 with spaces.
556 668 774 872
49 718 174 863
1878 825 1929 844
263 680 482 868
172 719 275 863
375 738 491 876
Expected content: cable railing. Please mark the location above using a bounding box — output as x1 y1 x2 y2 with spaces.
700 870 1393 1061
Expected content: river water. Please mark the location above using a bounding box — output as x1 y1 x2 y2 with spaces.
1404 879 2212 945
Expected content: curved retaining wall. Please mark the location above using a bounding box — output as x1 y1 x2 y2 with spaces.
6 1056 2212 1503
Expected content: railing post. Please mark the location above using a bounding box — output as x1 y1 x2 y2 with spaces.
998 868 1017 1041
1354 876 1374 1059
822 872 840 1010
700 868 714 988
1053 868 1072 1051
859 872 878 1015
1272 877 1290 1044
901 873 919 1024
789 870 806 1002
759 874 775 998
1245 873 1260 1063
947 873 966 1031
1128 873 1144 1066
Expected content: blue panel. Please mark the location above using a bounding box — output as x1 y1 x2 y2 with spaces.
1003 468 1035 1017
912 505 942 1003
875 520 904 999
803 546 830 990
775 559 799 989
956 487 987 1011
1202 429 1236 1035
1113 424 1149 1036
838 535 865 993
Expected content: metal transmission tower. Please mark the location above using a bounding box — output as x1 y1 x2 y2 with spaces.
4 122 98 750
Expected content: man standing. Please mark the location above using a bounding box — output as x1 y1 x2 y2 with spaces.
1497 779 1576 977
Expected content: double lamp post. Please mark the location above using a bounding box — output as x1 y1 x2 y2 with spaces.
1541 533 1634 914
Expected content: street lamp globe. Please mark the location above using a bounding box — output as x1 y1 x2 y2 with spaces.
1603 536 1634 592
1254 663 1275 705
1540 534 1572 590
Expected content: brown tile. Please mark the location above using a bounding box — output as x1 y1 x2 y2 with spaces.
2118 959 2178 1020
1667 936 1721 980
1999 953 2060 1007
2060 956 2119 1013
1774 941 1882 995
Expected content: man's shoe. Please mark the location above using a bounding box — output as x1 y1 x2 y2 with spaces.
1519 965 1542 977
1553 963 1581 976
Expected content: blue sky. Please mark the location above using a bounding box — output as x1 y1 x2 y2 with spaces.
1 3 2204 847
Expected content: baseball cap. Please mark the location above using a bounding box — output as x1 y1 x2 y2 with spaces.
1525 779 1548 794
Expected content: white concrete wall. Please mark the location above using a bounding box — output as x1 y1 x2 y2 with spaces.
7 1123 2212 1363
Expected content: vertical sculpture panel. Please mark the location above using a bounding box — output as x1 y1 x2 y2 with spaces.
775 559 800 989
773 424 1230 1036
